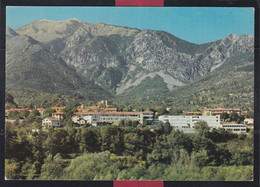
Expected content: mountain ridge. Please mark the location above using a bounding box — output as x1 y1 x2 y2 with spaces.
6 19 254 109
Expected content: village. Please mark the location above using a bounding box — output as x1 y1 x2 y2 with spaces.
5 100 254 134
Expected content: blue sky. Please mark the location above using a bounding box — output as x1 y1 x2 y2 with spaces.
6 7 254 44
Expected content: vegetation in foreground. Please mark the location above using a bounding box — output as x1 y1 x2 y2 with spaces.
5 114 253 180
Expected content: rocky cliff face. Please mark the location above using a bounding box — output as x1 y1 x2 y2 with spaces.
6 27 112 101
11 19 253 102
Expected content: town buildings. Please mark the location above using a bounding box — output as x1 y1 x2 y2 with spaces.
6 105 252 133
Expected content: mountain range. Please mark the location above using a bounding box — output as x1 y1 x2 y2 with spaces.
6 18 254 109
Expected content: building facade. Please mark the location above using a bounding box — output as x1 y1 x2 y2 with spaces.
221 124 247 133
72 113 101 126
52 112 65 120
158 115 221 133
72 111 153 126
42 117 61 128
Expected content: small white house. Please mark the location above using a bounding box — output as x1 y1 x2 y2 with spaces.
42 117 61 128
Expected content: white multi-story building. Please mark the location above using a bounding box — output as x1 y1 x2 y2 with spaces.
221 124 247 133
158 115 221 133
72 111 153 126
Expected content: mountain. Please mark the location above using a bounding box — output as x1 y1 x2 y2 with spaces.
6 27 111 103
15 19 217 93
7 19 254 109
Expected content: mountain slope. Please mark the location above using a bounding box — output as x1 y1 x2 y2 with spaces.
7 19 254 109
6 27 111 102
16 19 253 98
15 19 220 94
168 49 254 110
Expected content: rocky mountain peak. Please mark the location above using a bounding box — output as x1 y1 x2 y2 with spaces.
8 19 254 105
6 27 18 37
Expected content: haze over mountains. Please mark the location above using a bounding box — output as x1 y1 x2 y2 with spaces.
6 18 254 109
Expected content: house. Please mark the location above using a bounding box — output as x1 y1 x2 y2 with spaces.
52 112 65 120
158 115 221 133
244 118 254 125
37 108 45 116
52 106 66 112
42 117 61 128
97 100 111 107
202 108 241 115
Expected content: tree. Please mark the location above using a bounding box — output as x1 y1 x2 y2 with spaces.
5 93 18 108
42 107 55 118
246 111 254 118
169 108 182 115
220 112 229 122
168 129 193 154
230 112 239 122
19 110 29 119
157 107 168 116
8 111 19 119
40 153 65 179
60 107 77 122
29 109 40 117
194 121 210 135
79 128 101 153
125 120 133 127
118 119 126 127
236 115 245 124
193 121 215 152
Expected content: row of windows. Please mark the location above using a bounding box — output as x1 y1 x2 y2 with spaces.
227 129 246 131
223 125 246 128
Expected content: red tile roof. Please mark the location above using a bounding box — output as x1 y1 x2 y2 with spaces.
37 108 45 112
7 108 29 112
52 107 66 112
204 108 240 111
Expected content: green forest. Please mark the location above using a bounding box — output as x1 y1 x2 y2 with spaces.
5 113 253 181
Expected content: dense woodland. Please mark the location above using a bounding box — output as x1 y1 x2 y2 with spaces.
5 109 253 180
